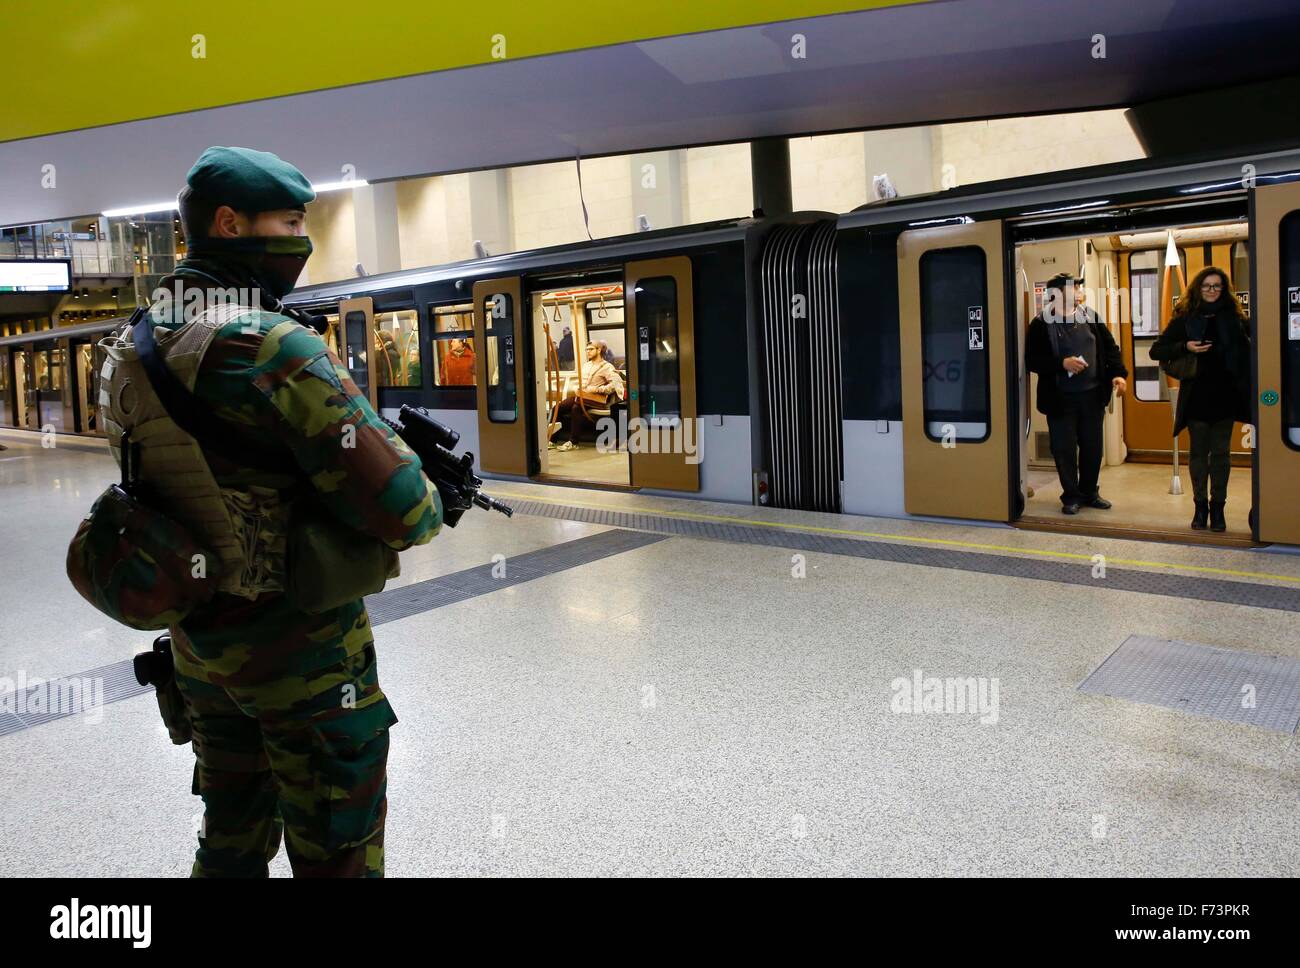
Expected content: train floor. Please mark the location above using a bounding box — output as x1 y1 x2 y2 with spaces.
2 426 1298 877
1022 460 1254 544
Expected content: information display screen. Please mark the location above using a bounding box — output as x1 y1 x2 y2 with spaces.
0 260 71 293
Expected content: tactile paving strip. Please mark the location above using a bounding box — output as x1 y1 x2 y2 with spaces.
504 499 1300 614
1078 635 1300 733
0 659 149 737
0 528 666 739
365 527 666 627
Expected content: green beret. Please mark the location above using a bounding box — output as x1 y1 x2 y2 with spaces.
186 146 315 212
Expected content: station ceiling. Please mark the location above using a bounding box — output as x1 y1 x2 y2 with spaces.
2 0 1299 227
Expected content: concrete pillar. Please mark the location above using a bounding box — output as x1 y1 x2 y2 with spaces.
750 138 793 218
467 169 512 257
861 127 937 199
629 150 683 232
352 182 401 276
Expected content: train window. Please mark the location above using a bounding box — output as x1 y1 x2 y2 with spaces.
343 310 371 396
918 246 989 442
78 344 95 433
48 347 65 392
374 309 421 388
430 303 477 387
483 292 517 422
0 350 8 425
1231 242 1251 317
1281 211 1300 449
635 277 680 418
587 296 627 369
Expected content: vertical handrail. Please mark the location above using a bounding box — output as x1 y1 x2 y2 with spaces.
1169 385 1183 495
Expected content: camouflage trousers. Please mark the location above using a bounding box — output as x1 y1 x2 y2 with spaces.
172 642 397 877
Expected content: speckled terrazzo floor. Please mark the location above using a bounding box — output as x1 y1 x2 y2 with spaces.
1 430 1296 877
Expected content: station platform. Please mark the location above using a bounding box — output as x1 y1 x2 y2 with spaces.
1 427 1298 877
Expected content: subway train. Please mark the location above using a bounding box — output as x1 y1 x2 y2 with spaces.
5 144 1299 546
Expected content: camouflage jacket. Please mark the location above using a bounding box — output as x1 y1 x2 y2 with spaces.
146 294 442 687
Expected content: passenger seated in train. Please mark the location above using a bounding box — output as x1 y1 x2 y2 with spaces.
550 340 625 452
1026 273 1128 515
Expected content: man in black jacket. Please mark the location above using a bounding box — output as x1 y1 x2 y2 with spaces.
1026 274 1128 514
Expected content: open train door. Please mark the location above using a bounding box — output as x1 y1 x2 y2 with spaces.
1251 180 1300 544
624 257 700 491
897 219 1012 521
472 276 528 476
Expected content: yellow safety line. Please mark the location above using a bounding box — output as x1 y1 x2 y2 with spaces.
500 491 1300 586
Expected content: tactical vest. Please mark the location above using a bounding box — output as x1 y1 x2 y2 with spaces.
97 304 292 600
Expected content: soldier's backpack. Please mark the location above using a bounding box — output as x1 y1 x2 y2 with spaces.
66 427 222 631
67 303 398 629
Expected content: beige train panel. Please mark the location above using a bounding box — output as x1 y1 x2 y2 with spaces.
898 220 1010 521
625 257 700 492
1253 183 1300 545
472 277 528 476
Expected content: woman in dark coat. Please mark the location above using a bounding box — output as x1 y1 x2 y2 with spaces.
1150 266 1251 532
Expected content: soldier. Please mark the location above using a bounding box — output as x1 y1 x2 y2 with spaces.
123 147 443 877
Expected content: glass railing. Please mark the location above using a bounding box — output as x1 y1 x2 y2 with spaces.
0 236 134 275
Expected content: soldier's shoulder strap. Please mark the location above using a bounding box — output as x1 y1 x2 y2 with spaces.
131 306 299 474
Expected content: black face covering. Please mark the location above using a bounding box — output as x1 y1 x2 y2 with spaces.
185 235 313 300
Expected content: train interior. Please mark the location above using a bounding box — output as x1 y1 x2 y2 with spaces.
530 273 630 487
1014 218 1254 544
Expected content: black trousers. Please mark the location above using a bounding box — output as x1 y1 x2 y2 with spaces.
1187 418 1234 504
551 397 597 444
1047 394 1105 506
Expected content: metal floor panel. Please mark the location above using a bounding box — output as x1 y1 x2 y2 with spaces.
1078 635 1300 733
0 528 666 740
506 499 1300 614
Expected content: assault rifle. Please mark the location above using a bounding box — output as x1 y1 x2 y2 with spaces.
383 404 513 527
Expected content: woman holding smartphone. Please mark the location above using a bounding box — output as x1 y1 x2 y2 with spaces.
1151 267 1252 532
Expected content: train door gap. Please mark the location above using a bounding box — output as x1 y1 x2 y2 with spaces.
1011 217 1260 546
527 273 631 489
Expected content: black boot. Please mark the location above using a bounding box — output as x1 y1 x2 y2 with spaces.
1209 501 1227 533
1191 500 1209 530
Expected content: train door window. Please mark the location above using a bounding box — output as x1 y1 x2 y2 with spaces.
0 349 9 425
1231 242 1252 316
483 291 518 422
39 347 65 431
918 246 989 441
343 310 371 396
374 309 421 388
1281 211 1300 449
431 303 477 387
635 277 680 418
80 342 105 434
